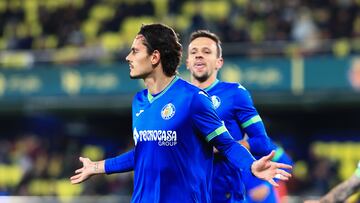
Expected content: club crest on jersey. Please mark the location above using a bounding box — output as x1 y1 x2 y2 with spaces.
161 103 176 120
211 95 221 109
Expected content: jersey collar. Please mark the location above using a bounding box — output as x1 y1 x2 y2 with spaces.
204 79 219 92
147 76 179 103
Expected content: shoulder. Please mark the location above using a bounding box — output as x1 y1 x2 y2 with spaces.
175 77 204 96
218 81 249 95
133 89 148 103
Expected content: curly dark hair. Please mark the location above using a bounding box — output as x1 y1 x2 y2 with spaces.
138 23 183 77
189 30 222 58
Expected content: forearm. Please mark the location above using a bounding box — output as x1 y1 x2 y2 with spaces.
243 123 274 156
210 133 255 171
319 175 360 203
105 149 135 174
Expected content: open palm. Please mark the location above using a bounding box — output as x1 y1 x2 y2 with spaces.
251 151 292 186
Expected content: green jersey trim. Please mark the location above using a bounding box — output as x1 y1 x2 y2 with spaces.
272 147 284 162
147 76 179 103
204 79 220 92
241 115 262 128
205 125 227 142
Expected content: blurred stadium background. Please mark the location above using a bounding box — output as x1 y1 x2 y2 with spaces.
0 0 359 202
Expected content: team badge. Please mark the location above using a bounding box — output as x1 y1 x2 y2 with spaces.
211 95 221 109
161 103 176 120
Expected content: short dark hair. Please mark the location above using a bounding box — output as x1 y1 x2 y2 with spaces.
138 23 182 77
189 30 222 58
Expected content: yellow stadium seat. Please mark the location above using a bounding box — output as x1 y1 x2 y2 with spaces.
28 179 55 195
249 21 265 43
24 0 39 22
153 0 168 18
7 165 23 187
48 155 63 178
181 1 199 19
174 15 191 33
0 37 6 50
201 1 230 21
333 38 350 58
56 179 83 196
90 4 116 22
293 160 308 181
182 1 230 21
101 32 124 51
0 0 7 13
120 16 155 46
81 19 100 41
339 159 357 181
82 145 105 161
327 141 342 160
0 164 7 187
45 35 59 49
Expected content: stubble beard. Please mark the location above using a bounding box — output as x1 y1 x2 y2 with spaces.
193 71 210 83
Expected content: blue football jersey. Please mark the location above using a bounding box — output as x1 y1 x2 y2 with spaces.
205 80 293 203
205 80 272 203
105 77 257 203
130 77 230 203
205 80 272 153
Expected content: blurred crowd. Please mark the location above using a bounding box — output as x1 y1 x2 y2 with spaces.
0 134 134 197
0 113 134 197
1 0 360 55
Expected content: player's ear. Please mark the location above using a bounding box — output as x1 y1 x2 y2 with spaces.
215 57 224 70
151 50 161 65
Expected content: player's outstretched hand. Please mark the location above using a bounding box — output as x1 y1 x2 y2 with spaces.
70 157 104 184
251 151 292 187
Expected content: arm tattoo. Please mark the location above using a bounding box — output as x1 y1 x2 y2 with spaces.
93 162 99 173
319 174 360 203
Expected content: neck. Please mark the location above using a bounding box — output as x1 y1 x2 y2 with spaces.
144 72 175 95
192 75 217 89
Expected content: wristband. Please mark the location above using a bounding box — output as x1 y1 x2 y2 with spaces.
272 147 284 162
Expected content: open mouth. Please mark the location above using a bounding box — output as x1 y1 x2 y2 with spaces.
194 62 205 69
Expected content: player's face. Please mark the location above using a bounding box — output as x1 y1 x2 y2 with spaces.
126 35 153 79
187 37 223 82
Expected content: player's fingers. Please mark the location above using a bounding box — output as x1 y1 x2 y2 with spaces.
71 178 82 184
274 173 289 181
263 150 275 161
276 169 292 178
267 178 279 187
75 168 83 174
70 173 82 181
276 162 292 170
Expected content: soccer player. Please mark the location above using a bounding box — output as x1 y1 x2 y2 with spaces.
70 23 292 203
186 30 293 203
